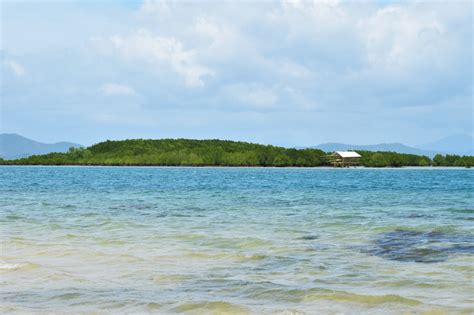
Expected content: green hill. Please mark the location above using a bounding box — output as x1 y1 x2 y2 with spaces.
0 138 472 167
0 139 326 167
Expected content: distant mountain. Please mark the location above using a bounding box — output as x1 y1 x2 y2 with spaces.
0 133 83 159
313 142 438 157
417 134 474 156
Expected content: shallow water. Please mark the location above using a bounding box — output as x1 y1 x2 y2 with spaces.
1 166 473 314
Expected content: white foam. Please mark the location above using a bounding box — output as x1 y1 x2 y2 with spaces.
0 262 20 270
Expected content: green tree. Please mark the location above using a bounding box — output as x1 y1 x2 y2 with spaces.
273 154 290 167
369 153 388 167
433 154 445 166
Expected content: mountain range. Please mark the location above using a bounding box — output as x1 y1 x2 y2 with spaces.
0 134 83 159
0 133 472 160
313 143 438 157
313 134 473 158
416 134 474 156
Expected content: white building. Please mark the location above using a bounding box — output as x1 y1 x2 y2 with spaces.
329 151 361 167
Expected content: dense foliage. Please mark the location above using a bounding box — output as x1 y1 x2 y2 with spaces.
0 139 472 167
0 139 326 167
432 154 474 167
357 150 432 167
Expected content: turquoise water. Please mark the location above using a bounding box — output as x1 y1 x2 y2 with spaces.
1 166 473 314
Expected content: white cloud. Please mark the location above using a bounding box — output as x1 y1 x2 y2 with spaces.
271 0 352 43
88 0 470 112
361 5 445 71
3 0 471 145
278 60 312 78
99 29 214 88
5 60 25 76
138 0 172 17
193 17 249 62
224 83 279 109
101 83 136 96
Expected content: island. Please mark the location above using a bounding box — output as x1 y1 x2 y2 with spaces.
0 138 472 167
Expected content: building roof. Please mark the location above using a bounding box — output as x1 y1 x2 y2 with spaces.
335 151 361 158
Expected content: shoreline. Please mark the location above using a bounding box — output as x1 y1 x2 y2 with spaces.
0 165 471 170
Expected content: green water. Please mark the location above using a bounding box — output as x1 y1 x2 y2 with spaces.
1 166 473 313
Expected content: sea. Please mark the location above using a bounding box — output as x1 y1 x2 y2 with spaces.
1 166 473 314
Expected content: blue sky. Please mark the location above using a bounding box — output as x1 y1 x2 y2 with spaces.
1 0 472 147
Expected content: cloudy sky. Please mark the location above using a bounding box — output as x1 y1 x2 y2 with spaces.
1 0 472 147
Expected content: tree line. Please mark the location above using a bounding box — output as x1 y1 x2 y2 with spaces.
0 139 472 167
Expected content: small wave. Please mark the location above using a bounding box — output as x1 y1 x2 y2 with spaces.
0 263 20 270
243 287 420 306
204 237 272 249
51 292 82 301
444 208 474 214
5 214 23 220
173 301 250 314
146 302 162 310
153 274 191 284
303 290 421 306
0 261 39 272
63 233 79 239
242 254 267 261
185 251 267 262
298 235 318 240
95 238 127 246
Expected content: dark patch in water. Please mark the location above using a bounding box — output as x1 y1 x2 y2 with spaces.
186 206 206 212
133 204 154 210
404 213 434 219
306 243 332 251
364 229 474 263
447 208 474 214
299 235 318 240
5 214 23 220
443 245 474 254
170 213 206 218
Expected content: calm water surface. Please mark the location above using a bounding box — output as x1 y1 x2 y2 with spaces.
1 167 473 314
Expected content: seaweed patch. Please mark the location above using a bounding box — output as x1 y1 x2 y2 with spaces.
363 229 474 263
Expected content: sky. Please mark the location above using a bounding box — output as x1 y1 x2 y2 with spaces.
1 0 472 147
